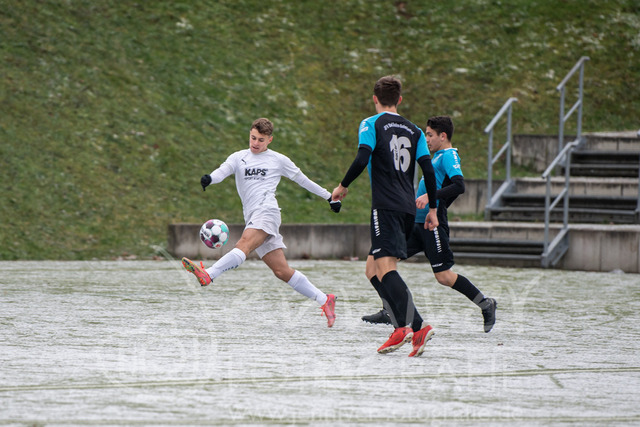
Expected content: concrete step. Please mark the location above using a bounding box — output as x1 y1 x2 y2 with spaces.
583 132 640 151
449 238 543 255
449 221 561 241
444 222 548 268
488 206 637 224
566 150 639 177
501 194 637 209
569 164 639 177
512 177 638 196
572 150 640 164
449 252 543 268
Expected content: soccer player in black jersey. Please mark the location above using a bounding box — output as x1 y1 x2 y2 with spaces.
332 76 439 357
362 116 497 333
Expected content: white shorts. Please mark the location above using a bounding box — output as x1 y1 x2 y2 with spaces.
244 208 286 258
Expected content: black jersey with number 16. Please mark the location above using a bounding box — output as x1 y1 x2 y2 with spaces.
358 112 430 215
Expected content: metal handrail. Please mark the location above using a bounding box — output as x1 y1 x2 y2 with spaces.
485 97 518 219
541 57 589 267
557 56 589 154
541 140 578 264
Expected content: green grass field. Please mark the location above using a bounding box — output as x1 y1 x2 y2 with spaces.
1 0 639 259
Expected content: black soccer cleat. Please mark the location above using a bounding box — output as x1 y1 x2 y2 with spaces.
480 298 497 333
362 309 392 325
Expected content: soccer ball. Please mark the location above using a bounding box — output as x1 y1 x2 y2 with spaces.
199 219 229 249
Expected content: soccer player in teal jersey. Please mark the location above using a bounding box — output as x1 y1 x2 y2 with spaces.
362 115 497 332
332 76 439 357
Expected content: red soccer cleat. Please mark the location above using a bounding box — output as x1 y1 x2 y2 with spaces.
377 326 413 354
408 325 435 357
321 294 336 327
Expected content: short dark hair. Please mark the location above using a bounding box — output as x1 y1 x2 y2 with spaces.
251 118 273 136
373 75 401 107
426 115 454 141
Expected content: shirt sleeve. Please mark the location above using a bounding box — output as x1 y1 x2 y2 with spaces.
437 175 465 201
291 171 332 200
340 145 371 188
281 154 332 200
417 155 438 209
444 149 464 178
416 129 429 160
209 153 236 183
358 117 376 151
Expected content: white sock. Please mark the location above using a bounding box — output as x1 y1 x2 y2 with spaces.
288 270 327 305
206 248 246 280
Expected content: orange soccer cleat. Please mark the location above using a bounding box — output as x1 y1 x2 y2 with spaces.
181 257 212 286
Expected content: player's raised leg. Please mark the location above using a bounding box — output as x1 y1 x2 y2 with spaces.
262 248 336 327
183 228 267 287
437 270 497 332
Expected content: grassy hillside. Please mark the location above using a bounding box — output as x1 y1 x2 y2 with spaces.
1 0 639 260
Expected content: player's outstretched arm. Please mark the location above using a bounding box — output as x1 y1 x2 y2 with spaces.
333 146 371 201
201 162 235 191
289 170 340 213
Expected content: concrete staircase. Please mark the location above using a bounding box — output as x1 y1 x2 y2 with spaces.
486 176 639 224
486 133 640 224
446 222 556 268
451 132 640 268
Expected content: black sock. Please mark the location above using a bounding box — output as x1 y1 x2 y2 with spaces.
411 307 423 333
452 274 485 306
380 270 421 329
369 276 388 310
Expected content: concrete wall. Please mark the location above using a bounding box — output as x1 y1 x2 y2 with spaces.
168 223 372 261
168 222 640 273
512 134 569 172
561 224 640 273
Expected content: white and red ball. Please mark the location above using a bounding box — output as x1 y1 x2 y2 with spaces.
199 219 229 249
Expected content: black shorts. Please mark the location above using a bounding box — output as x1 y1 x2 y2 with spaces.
406 223 455 272
369 209 414 260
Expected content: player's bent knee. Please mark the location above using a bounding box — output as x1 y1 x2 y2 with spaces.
273 268 294 282
434 271 456 287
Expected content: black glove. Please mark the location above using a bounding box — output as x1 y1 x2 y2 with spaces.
328 198 341 213
201 174 212 191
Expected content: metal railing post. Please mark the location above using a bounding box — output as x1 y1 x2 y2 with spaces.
507 102 513 180
487 129 494 207
558 87 565 155
484 97 518 220
541 56 589 267
577 62 586 138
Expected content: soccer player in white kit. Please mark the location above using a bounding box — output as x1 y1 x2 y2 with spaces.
182 118 339 327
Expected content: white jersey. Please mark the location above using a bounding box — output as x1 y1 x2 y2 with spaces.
209 148 331 221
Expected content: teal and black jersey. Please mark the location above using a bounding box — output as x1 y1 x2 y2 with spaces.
359 112 430 215
416 147 464 228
